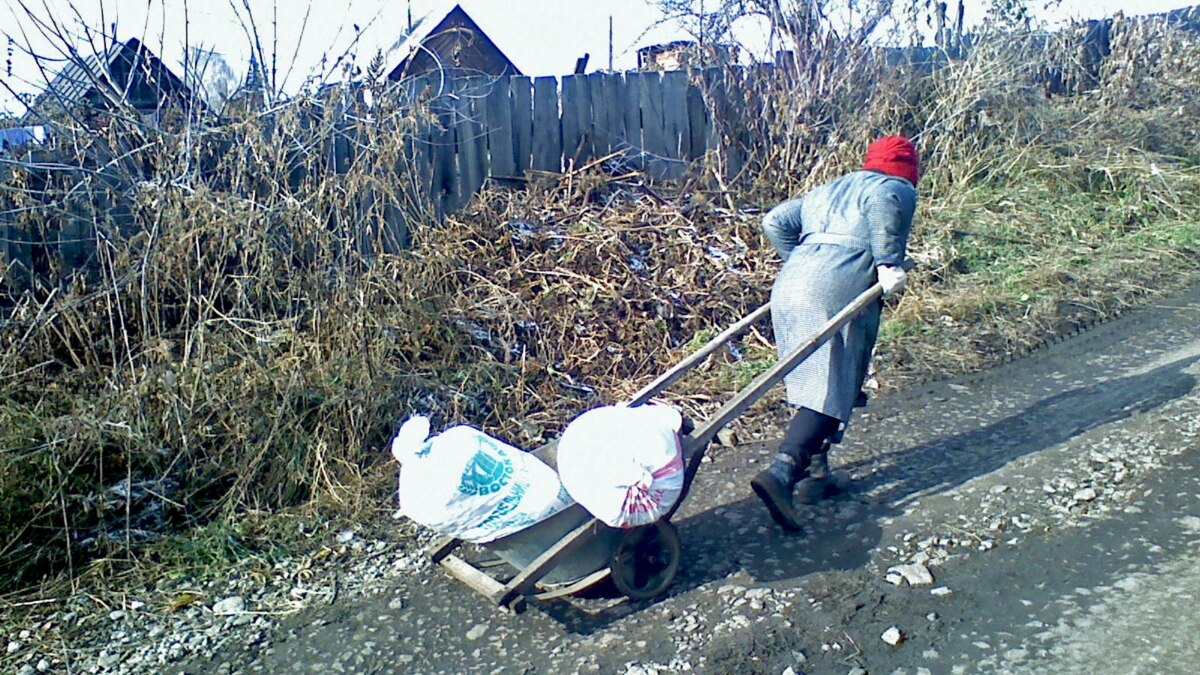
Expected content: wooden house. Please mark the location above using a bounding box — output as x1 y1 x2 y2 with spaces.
386 4 522 81
637 41 738 71
20 38 204 128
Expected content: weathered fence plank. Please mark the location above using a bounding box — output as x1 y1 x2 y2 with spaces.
560 75 582 168
600 73 624 151
577 74 594 162
661 70 689 160
509 76 533 175
485 80 516 178
60 197 93 270
455 78 487 206
715 67 746 180
532 76 561 172
639 71 667 159
429 94 458 217
0 222 34 292
598 74 618 155
561 75 592 168
589 74 611 155
472 78 493 183
622 72 642 152
686 72 708 161
701 68 724 160
381 201 410 252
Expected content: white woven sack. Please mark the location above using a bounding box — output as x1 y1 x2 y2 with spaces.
556 404 685 529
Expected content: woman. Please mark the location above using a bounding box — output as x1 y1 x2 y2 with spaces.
750 136 918 532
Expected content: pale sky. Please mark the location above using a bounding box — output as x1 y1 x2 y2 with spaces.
1 0 1195 116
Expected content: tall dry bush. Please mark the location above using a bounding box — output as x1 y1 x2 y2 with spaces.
0 66 453 588
1094 15 1200 158
0 60 778 590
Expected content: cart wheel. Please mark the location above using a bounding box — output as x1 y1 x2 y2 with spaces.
609 520 681 600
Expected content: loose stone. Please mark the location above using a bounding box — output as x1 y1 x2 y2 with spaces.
212 596 246 616
890 562 935 586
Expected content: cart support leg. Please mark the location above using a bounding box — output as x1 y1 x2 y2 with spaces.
439 554 527 613
427 535 461 563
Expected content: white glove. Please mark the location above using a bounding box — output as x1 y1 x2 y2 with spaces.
877 265 907 297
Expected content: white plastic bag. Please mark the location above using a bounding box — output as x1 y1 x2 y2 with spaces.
391 416 573 543
556 404 685 529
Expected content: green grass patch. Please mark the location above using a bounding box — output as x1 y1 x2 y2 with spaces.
1121 219 1200 250
877 317 934 345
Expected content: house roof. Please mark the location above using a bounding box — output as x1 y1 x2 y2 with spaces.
21 38 202 124
385 3 522 81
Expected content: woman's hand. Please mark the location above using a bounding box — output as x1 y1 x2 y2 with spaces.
877 265 907 297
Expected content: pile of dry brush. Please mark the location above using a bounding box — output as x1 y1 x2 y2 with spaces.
2 15 1200 591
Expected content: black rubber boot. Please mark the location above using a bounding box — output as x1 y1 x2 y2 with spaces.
795 451 852 504
795 451 832 504
751 453 804 532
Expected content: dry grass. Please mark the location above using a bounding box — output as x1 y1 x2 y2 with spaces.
1 13 1200 598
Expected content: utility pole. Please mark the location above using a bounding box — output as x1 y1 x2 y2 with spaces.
608 16 613 71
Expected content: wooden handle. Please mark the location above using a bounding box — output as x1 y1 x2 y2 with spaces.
625 302 772 407
684 279 887 453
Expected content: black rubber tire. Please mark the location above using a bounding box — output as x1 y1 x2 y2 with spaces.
609 520 681 600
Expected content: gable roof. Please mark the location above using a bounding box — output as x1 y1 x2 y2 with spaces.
21 38 203 124
385 4 522 81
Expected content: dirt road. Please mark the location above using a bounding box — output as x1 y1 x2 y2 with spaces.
178 285 1200 675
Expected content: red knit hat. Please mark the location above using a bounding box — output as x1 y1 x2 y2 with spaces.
862 136 919 186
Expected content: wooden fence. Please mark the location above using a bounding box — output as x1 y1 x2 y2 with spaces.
1 67 754 296
400 68 735 216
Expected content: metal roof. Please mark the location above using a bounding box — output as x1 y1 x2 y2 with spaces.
20 38 202 125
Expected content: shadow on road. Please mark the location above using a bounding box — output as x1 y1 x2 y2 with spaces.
845 352 1198 507
540 352 1197 633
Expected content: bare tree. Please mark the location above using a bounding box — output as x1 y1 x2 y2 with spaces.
652 0 743 48
651 0 902 63
185 46 237 110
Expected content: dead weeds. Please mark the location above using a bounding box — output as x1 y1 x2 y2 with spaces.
2 11 1200 606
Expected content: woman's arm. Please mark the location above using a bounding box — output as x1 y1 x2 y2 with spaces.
867 182 916 267
761 197 806 261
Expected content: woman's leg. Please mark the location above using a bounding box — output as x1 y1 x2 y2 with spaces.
778 407 840 474
751 407 840 531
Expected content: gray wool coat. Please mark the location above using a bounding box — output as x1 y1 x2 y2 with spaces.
762 170 916 428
